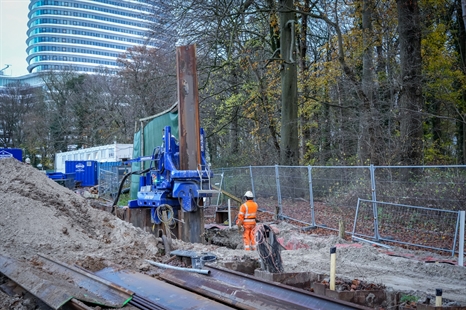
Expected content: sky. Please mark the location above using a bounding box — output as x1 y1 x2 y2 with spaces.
0 0 30 77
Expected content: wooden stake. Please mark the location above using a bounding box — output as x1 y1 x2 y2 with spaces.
330 247 336 290
435 289 442 307
338 219 345 239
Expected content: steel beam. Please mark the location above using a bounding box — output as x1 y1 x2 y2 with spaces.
0 254 131 309
95 267 234 309
160 265 373 310
176 44 204 243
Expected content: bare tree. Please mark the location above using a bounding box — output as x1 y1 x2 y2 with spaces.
397 0 424 165
117 46 177 118
0 82 35 148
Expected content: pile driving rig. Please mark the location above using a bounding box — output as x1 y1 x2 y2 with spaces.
127 125 214 226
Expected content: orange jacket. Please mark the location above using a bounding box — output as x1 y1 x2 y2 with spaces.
237 200 258 225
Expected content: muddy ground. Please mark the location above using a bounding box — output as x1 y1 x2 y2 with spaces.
0 157 465 309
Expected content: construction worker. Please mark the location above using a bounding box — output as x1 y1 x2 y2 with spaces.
236 191 258 251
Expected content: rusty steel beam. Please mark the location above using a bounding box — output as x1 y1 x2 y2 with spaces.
176 44 204 243
94 267 234 310
0 254 132 309
177 44 201 171
160 265 373 310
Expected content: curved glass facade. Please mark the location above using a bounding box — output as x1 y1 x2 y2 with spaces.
27 0 156 73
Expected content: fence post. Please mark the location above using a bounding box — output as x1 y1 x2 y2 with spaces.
370 164 380 241
308 165 316 227
459 211 465 267
275 165 283 219
249 166 255 198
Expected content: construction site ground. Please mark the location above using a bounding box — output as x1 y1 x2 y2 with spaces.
0 157 465 309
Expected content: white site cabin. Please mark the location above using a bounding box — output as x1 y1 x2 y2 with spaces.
54 143 133 173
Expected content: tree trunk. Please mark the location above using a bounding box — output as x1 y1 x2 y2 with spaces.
279 0 299 165
299 0 310 162
457 1 466 164
360 0 376 164
462 0 466 30
397 0 424 165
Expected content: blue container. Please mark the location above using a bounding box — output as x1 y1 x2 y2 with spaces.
46 172 65 180
65 160 98 187
0 148 23 161
46 172 76 189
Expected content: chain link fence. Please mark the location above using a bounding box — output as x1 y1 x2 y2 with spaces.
98 165 132 202
353 199 461 255
212 165 466 254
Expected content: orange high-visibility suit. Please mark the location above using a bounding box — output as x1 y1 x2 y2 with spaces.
236 200 258 250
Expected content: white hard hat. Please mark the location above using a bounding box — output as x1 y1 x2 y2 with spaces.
244 191 254 199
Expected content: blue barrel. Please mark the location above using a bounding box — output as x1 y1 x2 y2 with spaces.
0 148 23 161
65 160 98 186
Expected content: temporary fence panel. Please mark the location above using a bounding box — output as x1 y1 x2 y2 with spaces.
99 163 132 202
214 167 252 203
309 166 372 231
209 172 224 206
277 166 313 224
98 161 128 179
250 166 280 216
353 199 461 255
373 166 466 211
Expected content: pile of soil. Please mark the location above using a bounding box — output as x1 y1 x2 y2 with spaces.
0 158 160 268
0 158 163 308
0 157 465 309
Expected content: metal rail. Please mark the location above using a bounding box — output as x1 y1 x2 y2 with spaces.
2 254 373 310
129 295 168 310
159 264 373 310
0 254 132 309
94 267 234 310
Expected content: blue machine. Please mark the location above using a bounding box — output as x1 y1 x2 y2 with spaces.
128 126 213 225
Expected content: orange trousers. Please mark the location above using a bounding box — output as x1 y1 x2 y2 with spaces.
243 224 256 251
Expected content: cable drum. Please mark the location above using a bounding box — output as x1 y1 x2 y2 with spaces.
255 224 284 273
152 204 176 227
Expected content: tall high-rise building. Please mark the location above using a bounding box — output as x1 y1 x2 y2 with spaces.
26 0 156 73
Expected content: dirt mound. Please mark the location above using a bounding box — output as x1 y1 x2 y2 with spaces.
0 158 160 268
